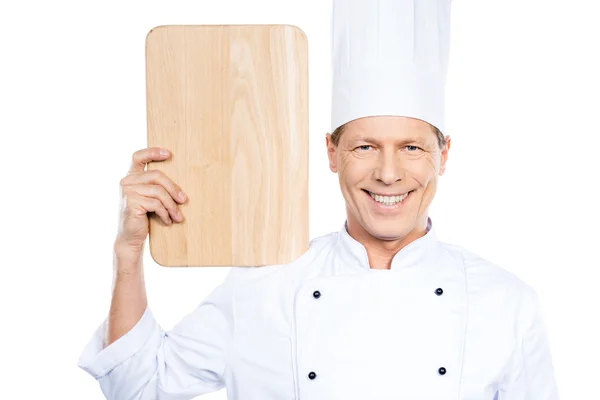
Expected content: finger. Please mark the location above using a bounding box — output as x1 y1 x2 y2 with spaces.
133 195 172 225
121 170 187 204
128 147 171 174
129 184 183 222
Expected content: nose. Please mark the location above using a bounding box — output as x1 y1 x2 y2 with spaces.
373 149 403 185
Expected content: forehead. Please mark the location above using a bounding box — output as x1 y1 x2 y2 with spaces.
343 116 434 144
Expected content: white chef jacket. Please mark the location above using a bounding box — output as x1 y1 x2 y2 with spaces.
78 217 559 399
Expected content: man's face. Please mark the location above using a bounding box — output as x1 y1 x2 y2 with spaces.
326 116 451 241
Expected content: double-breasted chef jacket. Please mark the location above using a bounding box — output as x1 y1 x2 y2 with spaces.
78 217 559 399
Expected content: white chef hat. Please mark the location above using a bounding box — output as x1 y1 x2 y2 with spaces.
331 0 453 135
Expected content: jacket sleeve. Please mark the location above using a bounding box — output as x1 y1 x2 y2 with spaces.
77 267 238 400
499 289 560 400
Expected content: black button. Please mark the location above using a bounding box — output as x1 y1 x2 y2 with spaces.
308 371 317 380
313 290 321 299
438 367 446 375
435 288 443 296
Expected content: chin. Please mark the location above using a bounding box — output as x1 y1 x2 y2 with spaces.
363 219 413 241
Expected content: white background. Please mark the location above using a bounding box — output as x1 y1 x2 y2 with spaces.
1 0 598 399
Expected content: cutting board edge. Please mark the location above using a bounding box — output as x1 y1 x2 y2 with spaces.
148 236 311 268
145 23 308 44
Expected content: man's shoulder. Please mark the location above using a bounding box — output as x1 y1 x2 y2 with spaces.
437 240 538 299
224 230 338 281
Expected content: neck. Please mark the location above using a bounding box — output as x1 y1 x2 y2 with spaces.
346 215 429 270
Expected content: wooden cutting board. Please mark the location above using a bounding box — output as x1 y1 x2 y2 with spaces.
145 25 309 267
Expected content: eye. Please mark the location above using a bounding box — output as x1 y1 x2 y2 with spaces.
356 145 372 151
406 145 421 151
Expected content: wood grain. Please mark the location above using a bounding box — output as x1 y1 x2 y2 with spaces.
145 25 309 267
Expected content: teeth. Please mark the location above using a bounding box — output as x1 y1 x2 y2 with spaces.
368 191 411 205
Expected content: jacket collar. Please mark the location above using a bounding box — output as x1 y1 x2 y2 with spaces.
337 216 438 270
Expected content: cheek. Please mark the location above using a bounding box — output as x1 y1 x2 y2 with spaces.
340 157 371 185
406 160 438 188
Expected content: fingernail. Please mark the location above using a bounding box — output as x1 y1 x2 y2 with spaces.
178 191 187 201
160 149 169 156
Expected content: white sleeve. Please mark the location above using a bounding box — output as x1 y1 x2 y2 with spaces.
77 268 237 399
499 289 560 400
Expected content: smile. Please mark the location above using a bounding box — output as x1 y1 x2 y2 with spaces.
362 189 414 208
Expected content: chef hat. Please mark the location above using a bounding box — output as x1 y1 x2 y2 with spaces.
331 0 453 134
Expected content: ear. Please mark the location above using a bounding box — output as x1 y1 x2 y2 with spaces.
439 135 451 176
325 133 338 173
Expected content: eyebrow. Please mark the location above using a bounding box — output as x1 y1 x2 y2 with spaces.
349 136 427 146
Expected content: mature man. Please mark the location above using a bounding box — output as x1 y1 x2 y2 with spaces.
78 0 559 398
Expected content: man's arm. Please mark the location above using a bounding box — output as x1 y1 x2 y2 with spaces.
499 289 560 399
78 260 237 399
104 241 148 348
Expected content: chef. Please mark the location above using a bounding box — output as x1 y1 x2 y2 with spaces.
78 0 560 398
